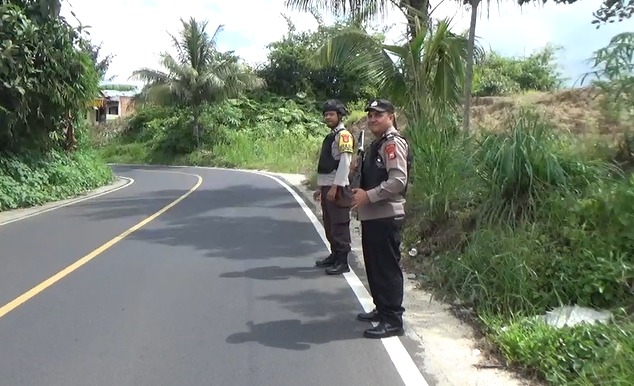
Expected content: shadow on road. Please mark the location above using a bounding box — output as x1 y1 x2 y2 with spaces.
226 318 366 350
257 286 360 319
75 183 327 261
220 265 323 280
74 184 299 222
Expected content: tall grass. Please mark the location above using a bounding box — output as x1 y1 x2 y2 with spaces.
474 109 616 226
406 106 634 385
404 111 479 222
192 131 321 173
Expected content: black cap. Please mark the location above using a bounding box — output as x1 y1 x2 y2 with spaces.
365 99 395 113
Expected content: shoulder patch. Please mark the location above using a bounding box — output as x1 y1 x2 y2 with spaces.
338 130 354 153
384 142 397 160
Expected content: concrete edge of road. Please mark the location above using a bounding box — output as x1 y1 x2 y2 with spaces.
0 176 134 227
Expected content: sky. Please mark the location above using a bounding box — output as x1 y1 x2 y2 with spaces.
60 0 634 88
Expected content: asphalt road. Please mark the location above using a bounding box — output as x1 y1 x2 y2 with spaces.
0 165 424 386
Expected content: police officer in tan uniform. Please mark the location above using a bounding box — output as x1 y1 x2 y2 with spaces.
351 99 412 339
313 100 354 275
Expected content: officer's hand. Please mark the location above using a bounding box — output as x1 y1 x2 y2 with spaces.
327 185 338 201
351 188 369 209
313 190 321 201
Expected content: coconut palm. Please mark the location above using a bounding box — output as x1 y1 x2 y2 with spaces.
284 0 432 40
312 16 477 124
285 0 484 132
130 17 265 146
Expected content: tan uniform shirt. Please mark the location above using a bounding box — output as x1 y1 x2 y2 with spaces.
317 123 354 187
357 127 409 221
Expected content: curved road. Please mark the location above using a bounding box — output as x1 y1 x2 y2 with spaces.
0 165 427 386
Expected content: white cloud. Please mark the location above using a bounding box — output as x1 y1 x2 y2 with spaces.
61 0 634 87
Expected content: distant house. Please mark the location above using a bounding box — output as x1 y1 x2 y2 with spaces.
88 89 137 123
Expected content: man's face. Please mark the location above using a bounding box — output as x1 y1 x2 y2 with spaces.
323 111 340 128
366 110 392 135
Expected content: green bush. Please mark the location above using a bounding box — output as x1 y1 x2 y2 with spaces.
0 150 114 211
98 95 326 174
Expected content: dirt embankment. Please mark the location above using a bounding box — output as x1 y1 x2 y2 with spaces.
348 86 632 142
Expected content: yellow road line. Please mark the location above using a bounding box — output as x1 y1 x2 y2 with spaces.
0 171 203 319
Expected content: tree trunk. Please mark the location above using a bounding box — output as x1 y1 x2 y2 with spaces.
462 0 480 135
192 104 202 148
405 0 430 41
64 111 77 151
193 118 201 148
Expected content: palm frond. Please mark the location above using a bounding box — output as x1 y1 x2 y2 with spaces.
283 0 390 24
130 17 265 110
312 27 400 92
415 18 468 117
129 68 170 84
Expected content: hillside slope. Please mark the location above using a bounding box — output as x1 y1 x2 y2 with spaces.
348 86 631 143
471 86 630 139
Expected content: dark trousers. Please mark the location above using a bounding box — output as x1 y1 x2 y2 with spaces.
320 186 351 262
361 216 405 327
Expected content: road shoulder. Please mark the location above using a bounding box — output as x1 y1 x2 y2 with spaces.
268 172 534 386
0 176 132 226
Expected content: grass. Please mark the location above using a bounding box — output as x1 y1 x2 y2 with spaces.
203 130 321 173
347 109 365 124
99 129 321 174
401 105 634 386
96 100 324 176
489 316 634 386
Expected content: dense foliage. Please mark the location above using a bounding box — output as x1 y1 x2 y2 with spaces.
98 94 325 173
256 15 380 103
473 45 564 96
0 0 113 211
0 0 100 152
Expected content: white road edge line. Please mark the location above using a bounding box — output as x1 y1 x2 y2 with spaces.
255 171 430 386
0 176 135 227
109 163 429 386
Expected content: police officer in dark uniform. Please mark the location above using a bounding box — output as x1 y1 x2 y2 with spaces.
313 99 354 275
351 99 412 339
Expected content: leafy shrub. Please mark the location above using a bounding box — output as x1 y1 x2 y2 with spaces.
473 45 563 97
0 150 114 211
99 95 326 173
0 2 100 152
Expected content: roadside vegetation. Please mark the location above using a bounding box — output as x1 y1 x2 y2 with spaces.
5 0 634 384
0 0 114 211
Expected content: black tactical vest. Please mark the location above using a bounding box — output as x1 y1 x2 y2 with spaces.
360 132 413 195
317 128 344 174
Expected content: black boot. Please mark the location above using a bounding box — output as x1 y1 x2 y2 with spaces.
363 321 404 339
325 252 349 275
315 253 336 267
357 308 380 322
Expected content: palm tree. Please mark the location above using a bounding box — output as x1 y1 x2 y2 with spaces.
284 0 431 40
130 18 265 146
285 0 487 132
312 17 475 124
